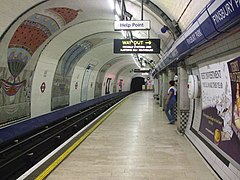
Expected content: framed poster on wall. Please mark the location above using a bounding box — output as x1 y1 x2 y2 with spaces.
199 58 240 166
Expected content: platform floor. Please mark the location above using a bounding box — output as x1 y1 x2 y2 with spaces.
47 91 218 180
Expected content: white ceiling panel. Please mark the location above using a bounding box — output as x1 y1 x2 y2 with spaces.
0 0 213 79
150 0 211 29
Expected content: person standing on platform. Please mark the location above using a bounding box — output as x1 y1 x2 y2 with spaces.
165 80 177 124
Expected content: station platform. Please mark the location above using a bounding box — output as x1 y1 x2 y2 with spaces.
46 91 218 179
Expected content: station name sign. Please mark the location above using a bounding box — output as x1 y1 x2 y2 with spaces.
114 20 150 30
114 39 160 54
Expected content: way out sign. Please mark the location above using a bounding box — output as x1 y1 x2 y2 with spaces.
114 39 160 54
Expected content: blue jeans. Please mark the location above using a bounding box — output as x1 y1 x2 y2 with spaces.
165 102 176 122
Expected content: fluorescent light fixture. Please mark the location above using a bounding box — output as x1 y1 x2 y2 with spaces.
131 31 146 39
132 54 141 69
121 30 127 38
115 2 121 15
108 0 114 10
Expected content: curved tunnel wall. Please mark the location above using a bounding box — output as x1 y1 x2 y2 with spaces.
1 0 188 125
31 23 133 118
0 4 136 124
1 1 240 179
0 6 80 124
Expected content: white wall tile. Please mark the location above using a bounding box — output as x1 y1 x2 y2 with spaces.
69 66 85 105
229 164 240 177
222 164 239 180
87 70 98 100
237 170 240 180
31 59 57 117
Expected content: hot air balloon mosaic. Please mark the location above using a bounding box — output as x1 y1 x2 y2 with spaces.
0 7 79 97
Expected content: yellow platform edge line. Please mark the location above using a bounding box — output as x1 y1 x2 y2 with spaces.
35 97 128 180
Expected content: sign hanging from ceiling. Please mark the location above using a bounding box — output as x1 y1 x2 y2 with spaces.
114 39 160 54
114 20 151 30
133 69 151 73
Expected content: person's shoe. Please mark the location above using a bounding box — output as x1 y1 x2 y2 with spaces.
168 120 175 124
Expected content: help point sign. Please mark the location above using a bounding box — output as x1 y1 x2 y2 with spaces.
114 20 150 30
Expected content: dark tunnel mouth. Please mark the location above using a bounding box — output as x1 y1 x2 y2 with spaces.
130 77 145 92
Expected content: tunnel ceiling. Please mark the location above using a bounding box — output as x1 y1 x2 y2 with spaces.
0 0 208 79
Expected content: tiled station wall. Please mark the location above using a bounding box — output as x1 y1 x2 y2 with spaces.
185 30 240 180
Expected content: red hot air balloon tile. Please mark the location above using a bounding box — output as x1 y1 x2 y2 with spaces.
48 8 79 25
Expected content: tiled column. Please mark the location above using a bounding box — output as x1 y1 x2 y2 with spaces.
153 76 160 104
176 66 190 134
161 71 168 110
167 68 175 82
158 74 162 106
153 78 158 96
153 76 157 95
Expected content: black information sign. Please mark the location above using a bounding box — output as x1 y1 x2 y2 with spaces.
114 39 160 54
133 69 151 73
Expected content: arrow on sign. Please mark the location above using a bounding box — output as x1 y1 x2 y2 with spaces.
145 41 152 45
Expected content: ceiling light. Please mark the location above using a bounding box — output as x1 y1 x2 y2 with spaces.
132 54 141 69
115 2 121 16
121 30 127 38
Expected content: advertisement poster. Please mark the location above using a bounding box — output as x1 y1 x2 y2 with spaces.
199 59 240 165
